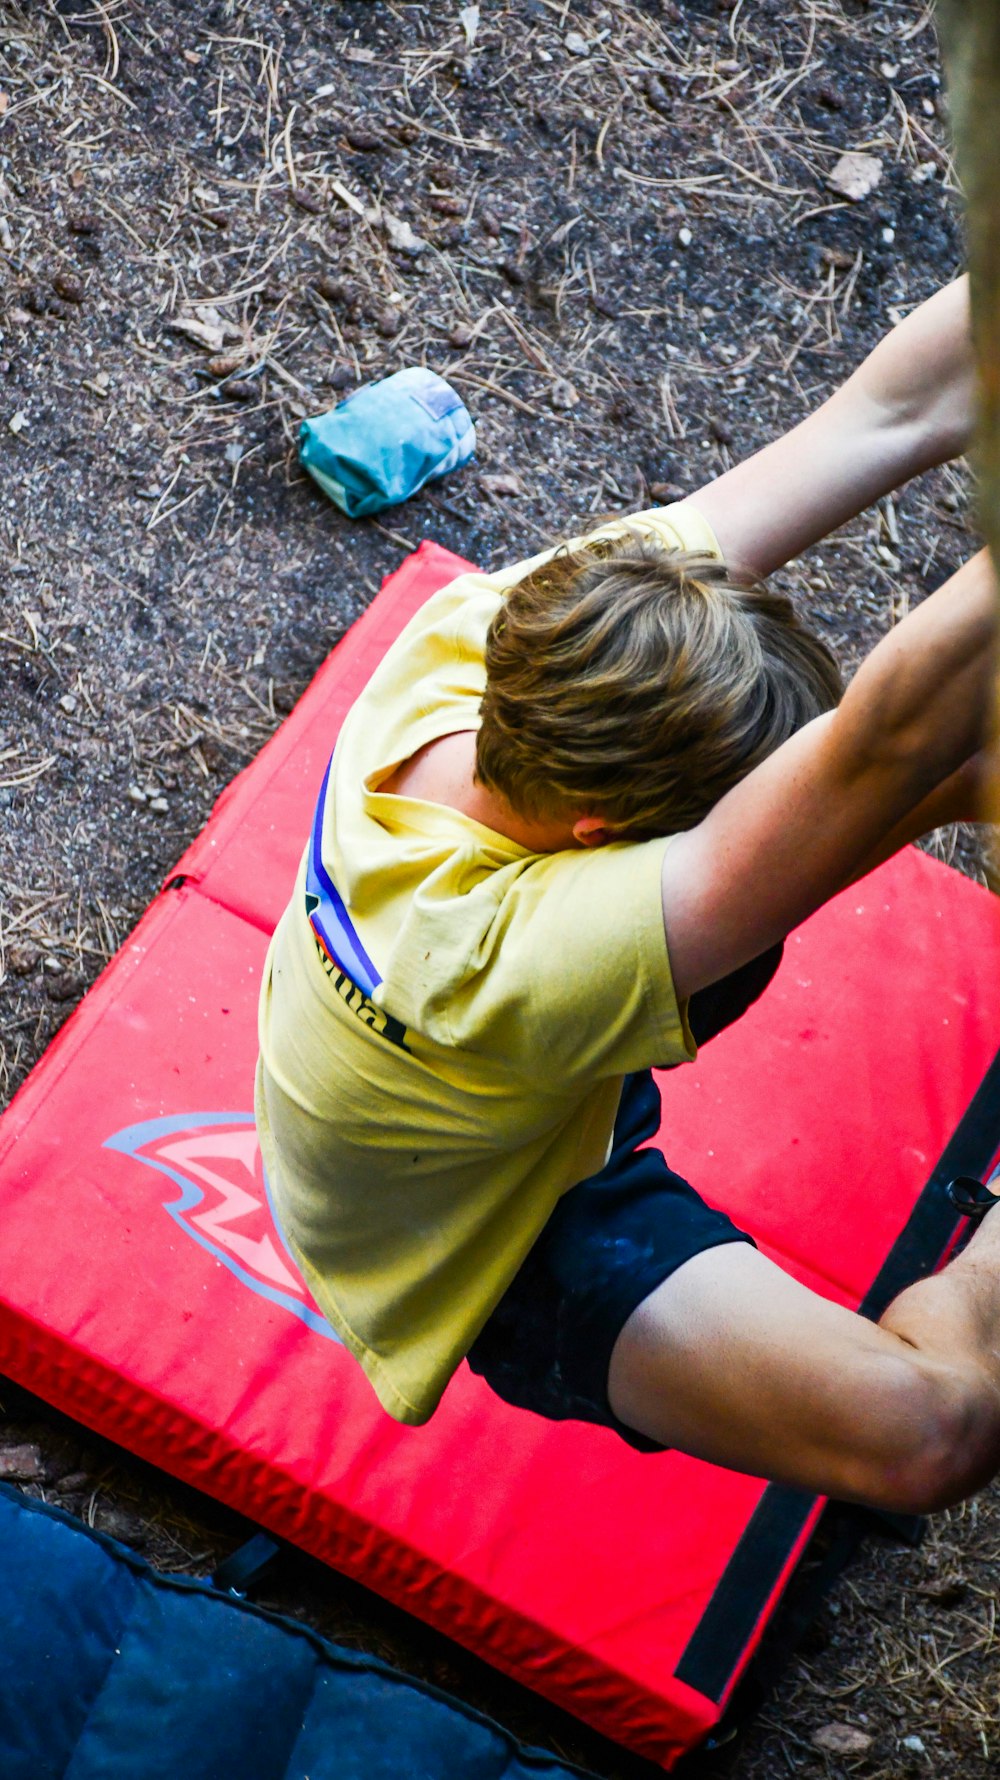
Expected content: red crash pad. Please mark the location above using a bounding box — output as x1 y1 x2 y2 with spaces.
1 541 999 1771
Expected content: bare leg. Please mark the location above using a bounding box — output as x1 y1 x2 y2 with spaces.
607 1211 1000 1513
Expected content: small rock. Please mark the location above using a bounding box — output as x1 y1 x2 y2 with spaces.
52 271 85 303
95 1504 148 1546
0 1442 45 1480
47 973 84 1004
293 188 326 214
606 394 635 424
677 226 693 248
6 944 39 975
149 796 169 815
315 276 357 310
811 1723 872 1756
7 307 33 326
644 72 673 115
565 30 590 55
480 208 501 237
828 151 883 202
435 221 467 249
223 379 258 402
550 378 579 411
345 126 385 152
53 1470 92 1494
8 410 28 434
43 955 64 976
169 308 234 351
58 692 78 715
383 212 427 256
328 364 355 391
375 306 401 339
916 1572 967 1606
127 784 148 805
901 1735 926 1754
649 480 686 501
207 352 247 377
709 415 733 445
272 684 299 717
821 246 855 269
448 321 475 348
480 472 526 497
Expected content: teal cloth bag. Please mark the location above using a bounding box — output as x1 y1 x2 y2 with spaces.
300 367 475 517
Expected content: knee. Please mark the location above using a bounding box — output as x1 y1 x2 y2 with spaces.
861 1359 1000 1516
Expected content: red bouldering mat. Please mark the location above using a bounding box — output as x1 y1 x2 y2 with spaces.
1 540 999 1771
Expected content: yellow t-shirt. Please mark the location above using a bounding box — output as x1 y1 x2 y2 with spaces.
255 502 721 1423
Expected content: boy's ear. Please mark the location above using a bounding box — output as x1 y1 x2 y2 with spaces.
572 814 614 848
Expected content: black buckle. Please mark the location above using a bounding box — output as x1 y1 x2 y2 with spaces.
945 1176 1000 1222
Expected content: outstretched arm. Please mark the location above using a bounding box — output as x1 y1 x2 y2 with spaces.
661 548 997 1000
687 277 976 578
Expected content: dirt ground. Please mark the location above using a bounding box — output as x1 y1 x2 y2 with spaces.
1 1 997 1775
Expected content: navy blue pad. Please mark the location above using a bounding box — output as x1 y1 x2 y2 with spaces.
0 1483 588 1780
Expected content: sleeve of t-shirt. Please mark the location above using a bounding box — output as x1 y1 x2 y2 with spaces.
440 836 695 1087
569 501 724 567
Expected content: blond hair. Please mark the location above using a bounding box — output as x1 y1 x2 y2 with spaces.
476 529 843 838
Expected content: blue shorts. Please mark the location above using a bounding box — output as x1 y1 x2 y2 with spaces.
466 946 781 1452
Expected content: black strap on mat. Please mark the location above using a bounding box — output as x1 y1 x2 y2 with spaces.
674 1041 1000 1709
212 1530 284 1597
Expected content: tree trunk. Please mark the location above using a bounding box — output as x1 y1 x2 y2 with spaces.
936 1 1000 827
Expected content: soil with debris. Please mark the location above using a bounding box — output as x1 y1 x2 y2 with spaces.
0 2 996 1776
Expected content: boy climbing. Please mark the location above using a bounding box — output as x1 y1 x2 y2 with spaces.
257 277 1000 1514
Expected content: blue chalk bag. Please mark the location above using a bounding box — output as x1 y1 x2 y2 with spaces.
300 367 476 517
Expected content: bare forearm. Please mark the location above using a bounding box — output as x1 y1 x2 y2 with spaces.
854 276 975 464
842 751 990 891
838 550 996 795
688 278 974 579
690 391 926 579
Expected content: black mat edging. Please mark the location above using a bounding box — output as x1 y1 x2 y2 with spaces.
674 1040 1000 1710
